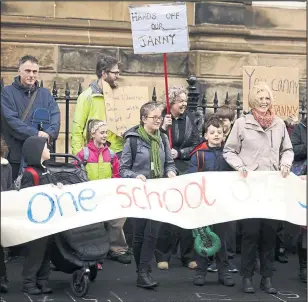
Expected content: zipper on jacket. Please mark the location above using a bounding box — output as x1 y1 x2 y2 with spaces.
270 130 273 148
28 90 31 98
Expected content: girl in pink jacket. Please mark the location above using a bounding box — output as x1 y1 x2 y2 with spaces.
76 119 120 180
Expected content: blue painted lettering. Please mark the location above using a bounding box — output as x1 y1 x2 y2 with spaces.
78 189 97 211
27 193 56 224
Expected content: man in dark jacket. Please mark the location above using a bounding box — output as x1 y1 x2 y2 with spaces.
1 55 60 180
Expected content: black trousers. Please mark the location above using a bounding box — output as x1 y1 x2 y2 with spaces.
241 218 277 278
276 221 285 252
225 221 236 259
155 223 195 265
195 222 231 276
22 237 50 288
0 246 6 277
11 162 21 182
132 218 161 270
298 229 307 268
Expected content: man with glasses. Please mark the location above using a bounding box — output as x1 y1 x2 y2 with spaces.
71 55 131 265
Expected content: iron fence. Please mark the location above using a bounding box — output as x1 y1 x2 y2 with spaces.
1 76 307 156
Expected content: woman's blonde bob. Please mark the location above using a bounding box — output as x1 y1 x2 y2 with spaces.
248 82 274 110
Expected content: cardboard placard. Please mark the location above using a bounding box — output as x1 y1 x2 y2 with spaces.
243 66 299 119
128 2 190 54
103 81 149 135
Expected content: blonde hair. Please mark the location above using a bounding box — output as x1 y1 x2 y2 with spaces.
160 86 188 106
86 119 107 142
248 82 274 110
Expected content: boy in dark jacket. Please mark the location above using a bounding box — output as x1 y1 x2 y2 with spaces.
213 106 239 272
188 117 235 287
19 136 54 295
0 136 13 293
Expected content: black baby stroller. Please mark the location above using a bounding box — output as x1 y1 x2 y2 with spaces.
46 153 110 297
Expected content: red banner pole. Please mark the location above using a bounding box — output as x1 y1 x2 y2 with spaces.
163 53 172 148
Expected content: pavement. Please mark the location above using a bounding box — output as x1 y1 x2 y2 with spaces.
1 254 307 302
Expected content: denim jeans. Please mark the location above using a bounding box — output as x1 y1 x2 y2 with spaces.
132 218 161 269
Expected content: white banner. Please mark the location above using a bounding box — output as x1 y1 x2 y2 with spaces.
1 172 306 247
128 3 190 54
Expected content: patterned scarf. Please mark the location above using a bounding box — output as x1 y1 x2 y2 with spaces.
251 108 275 129
137 126 162 178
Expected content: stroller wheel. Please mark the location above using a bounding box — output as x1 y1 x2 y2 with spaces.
89 265 98 282
71 270 90 297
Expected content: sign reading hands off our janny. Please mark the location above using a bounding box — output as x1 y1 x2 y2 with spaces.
128 2 190 54
1 172 306 247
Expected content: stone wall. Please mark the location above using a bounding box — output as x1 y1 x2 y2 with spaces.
1 1 306 153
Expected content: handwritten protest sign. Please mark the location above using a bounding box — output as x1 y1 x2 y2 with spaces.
1 171 306 247
243 66 299 120
103 81 149 135
129 3 190 54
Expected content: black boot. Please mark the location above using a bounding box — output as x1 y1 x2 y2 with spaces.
242 277 255 293
136 265 158 288
260 277 277 294
0 276 8 293
275 248 288 263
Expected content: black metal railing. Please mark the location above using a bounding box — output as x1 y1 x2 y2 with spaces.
1 76 307 155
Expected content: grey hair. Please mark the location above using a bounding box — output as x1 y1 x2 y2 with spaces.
140 102 161 126
159 86 188 106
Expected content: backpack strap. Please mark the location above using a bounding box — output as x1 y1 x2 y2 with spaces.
109 149 115 165
24 167 40 186
130 137 138 163
83 146 89 164
196 151 204 172
130 133 167 163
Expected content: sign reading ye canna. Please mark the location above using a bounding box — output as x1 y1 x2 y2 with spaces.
243 66 299 120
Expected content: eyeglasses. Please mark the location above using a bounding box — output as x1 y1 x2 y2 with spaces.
108 70 120 76
147 116 163 122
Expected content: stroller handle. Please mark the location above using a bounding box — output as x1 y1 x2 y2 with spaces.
50 153 83 166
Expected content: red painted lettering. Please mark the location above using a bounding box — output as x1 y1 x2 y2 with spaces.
201 176 216 206
116 185 132 208
143 184 163 209
184 181 203 209
132 187 148 209
163 188 183 213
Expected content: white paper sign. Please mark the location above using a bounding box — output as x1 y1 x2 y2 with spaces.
129 3 190 54
1 172 306 247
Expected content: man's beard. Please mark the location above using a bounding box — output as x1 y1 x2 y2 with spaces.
105 77 118 89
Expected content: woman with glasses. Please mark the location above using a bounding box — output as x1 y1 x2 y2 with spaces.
120 102 177 289
155 86 201 271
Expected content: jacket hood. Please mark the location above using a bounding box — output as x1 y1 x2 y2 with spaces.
12 76 39 93
123 125 140 139
89 80 103 95
1 158 9 165
22 136 48 166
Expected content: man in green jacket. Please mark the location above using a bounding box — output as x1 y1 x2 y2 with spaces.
71 56 130 264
